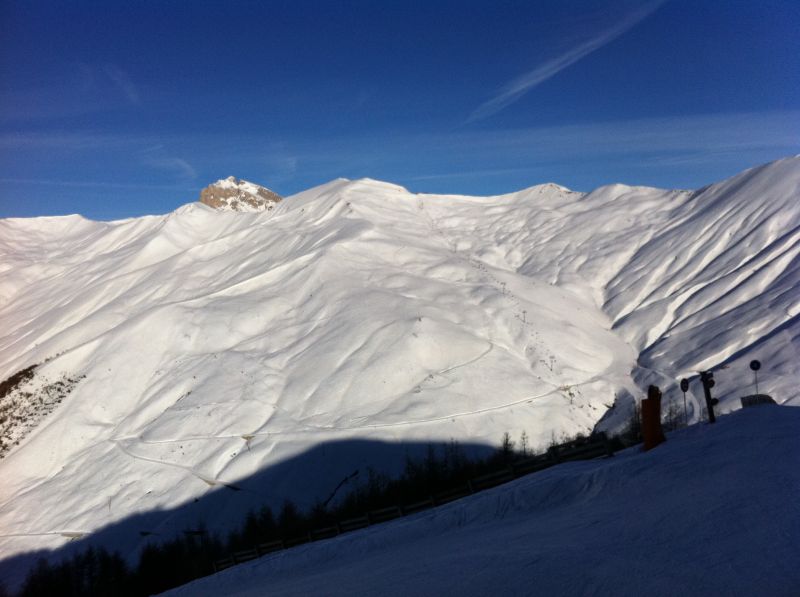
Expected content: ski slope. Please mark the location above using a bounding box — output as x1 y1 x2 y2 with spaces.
164 405 800 597
0 157 798 586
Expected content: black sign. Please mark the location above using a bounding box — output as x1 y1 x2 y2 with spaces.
680 378 689 392
699 370 718 423
750 360 761 371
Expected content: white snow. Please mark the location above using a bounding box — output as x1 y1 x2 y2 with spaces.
213 176 266 197
0 157 798 588
164 406 800 597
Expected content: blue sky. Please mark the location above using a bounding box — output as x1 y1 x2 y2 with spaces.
1 0 798 219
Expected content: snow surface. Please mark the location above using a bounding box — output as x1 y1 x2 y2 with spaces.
0 157 798 586
165 406 800 597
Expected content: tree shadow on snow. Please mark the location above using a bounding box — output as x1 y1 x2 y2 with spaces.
0 438 496 592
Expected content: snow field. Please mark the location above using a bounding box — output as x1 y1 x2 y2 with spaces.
0 158 798 586
165 406 800 597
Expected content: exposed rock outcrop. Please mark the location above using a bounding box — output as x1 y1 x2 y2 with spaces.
199 176 282 212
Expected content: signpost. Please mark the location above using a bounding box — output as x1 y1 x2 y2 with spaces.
699 371 719 423
750 359 761 394
680 378 689 425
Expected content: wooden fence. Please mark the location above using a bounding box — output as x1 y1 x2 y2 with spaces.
213 434 614 573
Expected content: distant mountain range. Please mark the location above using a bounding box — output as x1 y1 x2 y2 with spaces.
1 156 798 588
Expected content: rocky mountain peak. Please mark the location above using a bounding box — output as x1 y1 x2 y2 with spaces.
199 176 282 212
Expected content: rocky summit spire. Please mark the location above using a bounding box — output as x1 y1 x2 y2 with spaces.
199 176 282 212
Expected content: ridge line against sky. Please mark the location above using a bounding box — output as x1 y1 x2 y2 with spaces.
0 0 798 220
468 0 667 122
1 109 799 220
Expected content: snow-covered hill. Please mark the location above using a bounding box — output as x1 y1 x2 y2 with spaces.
165 405 800 597
0 157 798 586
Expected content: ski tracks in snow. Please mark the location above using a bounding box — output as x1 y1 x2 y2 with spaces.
96 198 595 493
415 196 561 379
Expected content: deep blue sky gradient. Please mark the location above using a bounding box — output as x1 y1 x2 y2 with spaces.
1 0 798 219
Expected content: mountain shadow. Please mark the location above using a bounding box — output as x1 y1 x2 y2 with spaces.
1 438 497 594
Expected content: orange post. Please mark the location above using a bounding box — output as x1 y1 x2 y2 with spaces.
641 385 666 451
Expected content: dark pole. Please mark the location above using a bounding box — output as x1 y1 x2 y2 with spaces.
683 391 687 425
699 371 717 424
750 360 761 395
680 378 689 425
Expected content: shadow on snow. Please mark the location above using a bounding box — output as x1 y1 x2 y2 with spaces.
1 437 497 591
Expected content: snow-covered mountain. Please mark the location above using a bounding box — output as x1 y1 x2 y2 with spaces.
165 405 800 597
0 156 798 585
199 176 282 212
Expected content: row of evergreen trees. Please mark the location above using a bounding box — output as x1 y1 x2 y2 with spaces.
16 432 584 596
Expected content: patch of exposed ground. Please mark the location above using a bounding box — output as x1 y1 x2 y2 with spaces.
0 363 84 458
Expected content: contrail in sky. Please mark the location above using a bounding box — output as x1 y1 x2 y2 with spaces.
468 0 666 122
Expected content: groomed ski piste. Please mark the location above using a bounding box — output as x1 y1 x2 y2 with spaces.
164 405 800 596
0 156 798 589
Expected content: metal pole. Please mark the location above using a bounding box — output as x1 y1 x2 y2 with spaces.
683 391 687 426
750 360 762 395
679 378 689 426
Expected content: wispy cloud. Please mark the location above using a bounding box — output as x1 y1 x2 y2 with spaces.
468 0 666 122
0 131 150 150
4 111 796 197
431 111 800 174
283 110 800 162
0 63 141 122
271 110 799 191
144 156 197 179
263 143 299 183
0 177 195 190
138 144 197 179
103 64 141 105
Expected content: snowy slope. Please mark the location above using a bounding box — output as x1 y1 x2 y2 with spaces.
0 157 798 584
164 405 800 597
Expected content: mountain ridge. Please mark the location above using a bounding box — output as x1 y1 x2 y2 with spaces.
0 156 798 587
